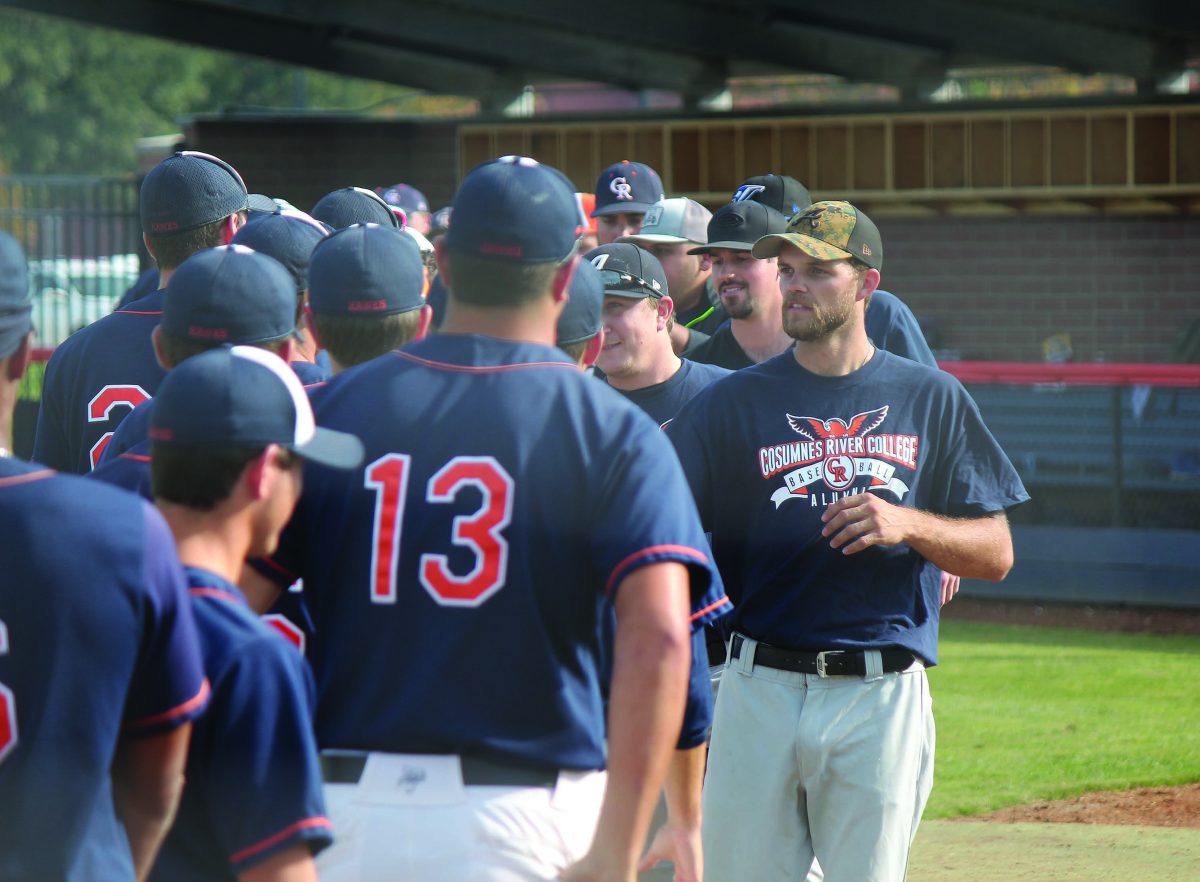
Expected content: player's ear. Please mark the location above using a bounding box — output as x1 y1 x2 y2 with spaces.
143 232 158 263
242 445 276 500
151 325 173 371
697 251 713 271
858 268 881 302
220 212 244 245
302 304 322 351
3 330 33 383
415 304 433 341
276 337 299 364
433 238 452 288
656 296 674 332
581 329 605 370
550 255 579 306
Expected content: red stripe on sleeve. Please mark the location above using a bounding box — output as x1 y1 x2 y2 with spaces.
124 678 211 733
230 816 333 866
689 596 731 622
604 544 711 598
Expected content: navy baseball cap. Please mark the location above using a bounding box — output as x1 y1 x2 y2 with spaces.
0 231 32 358
162 245 295 344
378 183 430 215
445 156 584 263
150 345 363 469
731 175 812 220
312 187 401 230
232 210 329 294
556 260 604 345
584 243 668 300
140 151 249 236
688 201 789 254
592 161 665 217
308 224 425 317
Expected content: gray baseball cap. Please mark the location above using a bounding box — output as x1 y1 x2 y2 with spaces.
617 197 712 246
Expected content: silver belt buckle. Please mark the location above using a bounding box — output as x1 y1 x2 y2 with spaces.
815 651 840 678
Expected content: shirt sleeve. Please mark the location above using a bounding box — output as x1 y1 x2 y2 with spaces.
936 381 1031 518
207 637 333 872
676 628 714 749
122 503 210 734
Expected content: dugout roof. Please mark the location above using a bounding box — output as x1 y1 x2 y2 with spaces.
6 0 1200 110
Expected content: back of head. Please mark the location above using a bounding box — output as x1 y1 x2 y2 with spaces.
443 156 584 308
312 187 401 231
141 151 249 270
308 224 427 367
231 210 329 296
160 245 296 366
555 259 604 359
0 231 32 360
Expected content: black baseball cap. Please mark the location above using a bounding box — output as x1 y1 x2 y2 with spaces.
0 231 32 358
312 187 401 230
556 260 604 345
308 224 426 317
150 345 363 470
584 243 668 300
162 245 295 344
752 200 883 271
140 151 249 236
688 201 789 254
231 211 329 294
731 175 812 220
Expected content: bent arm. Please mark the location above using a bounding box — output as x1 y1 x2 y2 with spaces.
562 561 692 881
112 723 192 882
239 844 319 882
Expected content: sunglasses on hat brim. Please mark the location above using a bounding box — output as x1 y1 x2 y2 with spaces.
597 268 662 298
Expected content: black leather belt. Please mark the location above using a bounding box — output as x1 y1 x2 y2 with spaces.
730 633 917 678
320 752 559 789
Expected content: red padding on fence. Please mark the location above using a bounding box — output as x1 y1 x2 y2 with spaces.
938 361 1200 388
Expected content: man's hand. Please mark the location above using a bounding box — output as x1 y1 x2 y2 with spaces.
940 571 961 606
820 492 915 554
638 821 702 882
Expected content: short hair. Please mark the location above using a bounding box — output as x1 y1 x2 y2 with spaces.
151 444 264 510
310 310 423 368
146 215 231 271
445 250 566 308
158 331 287 370
558 335 596 364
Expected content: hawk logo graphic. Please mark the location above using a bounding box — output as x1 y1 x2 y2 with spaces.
758 405 917 508
609 176 633 200
786 406 888 440
797 206 827 230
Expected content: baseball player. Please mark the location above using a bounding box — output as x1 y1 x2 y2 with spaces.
240 155 729 882
311 187 401 231
685 200 793 370
0 231 210 881
615 197 724 356
305 223 431 374
89 245 301 493
592 160 666 244
585 243 730 427
146 346 363 882
32 150 249 472
231 209 333 385
377 182 433 234
668 201 1028 882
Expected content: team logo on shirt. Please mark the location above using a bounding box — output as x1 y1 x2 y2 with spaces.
757 405 919 507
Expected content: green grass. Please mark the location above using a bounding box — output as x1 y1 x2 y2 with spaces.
925 620 1200 818
19 359 44 402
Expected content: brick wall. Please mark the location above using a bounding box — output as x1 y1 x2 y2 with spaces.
876 215 1200 363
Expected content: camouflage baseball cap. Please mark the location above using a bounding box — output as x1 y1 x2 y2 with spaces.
752 200 882 270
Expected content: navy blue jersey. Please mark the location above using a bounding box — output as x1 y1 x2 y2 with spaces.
685 323 753 371
33 290 167 473
605 359 732 428
89 441 153 499
255 334 729 770
291 359 331 386
97 398 154 466
150 568 330 882
668 350 1028 665
0 460 209 880
867 290 937 369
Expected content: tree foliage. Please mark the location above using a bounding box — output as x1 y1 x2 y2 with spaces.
0 8 408 175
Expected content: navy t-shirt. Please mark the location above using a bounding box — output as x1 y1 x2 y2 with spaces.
255 334 730 770
150 568 330 882
668 349 1028 665
685 323 754 371
0 460 209 880
33 290 167 473
605 359 732 428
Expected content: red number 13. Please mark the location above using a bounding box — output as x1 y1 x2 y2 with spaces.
365 455 514 608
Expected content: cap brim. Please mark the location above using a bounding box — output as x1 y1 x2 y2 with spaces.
602 287 660 299
292 426 364 470
591 203 654 217
687 240 756 255
617 232 691 245
751 233 854 261
246 193 278 213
